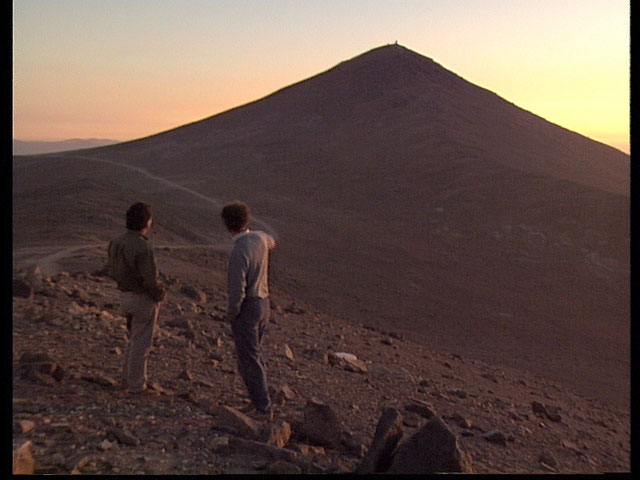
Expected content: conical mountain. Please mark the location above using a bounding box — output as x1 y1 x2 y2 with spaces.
13 44 629 408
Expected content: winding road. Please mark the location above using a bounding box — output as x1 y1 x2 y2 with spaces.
14 153 280 275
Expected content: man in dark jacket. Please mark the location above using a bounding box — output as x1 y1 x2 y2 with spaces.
221 202 276 421
108 202 166 394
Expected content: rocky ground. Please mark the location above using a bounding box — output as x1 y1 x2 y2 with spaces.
12 247 630 474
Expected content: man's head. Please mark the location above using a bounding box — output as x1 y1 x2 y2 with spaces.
126 202 153 232
221 201 250 234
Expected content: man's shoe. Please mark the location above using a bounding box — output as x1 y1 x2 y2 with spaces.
244 407 273 422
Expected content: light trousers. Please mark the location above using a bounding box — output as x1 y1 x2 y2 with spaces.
120 291 160 392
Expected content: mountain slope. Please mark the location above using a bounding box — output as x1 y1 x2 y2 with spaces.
13 138 120 156
13 44 629 409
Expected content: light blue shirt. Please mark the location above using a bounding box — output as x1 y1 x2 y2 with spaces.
226 229 276 321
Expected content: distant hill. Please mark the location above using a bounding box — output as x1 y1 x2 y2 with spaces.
13 44 629 410
13 138 120 155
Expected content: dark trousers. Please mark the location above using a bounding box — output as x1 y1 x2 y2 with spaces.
231 297 271 413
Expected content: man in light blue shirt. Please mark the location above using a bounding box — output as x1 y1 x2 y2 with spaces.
221 202 276 421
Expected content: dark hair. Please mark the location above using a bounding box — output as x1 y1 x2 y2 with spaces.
126 202 153 231
221 202 250 233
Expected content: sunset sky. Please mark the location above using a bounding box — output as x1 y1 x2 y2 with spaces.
13 0 630 154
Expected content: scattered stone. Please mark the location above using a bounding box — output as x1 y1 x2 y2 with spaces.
13 278 34 299
447 413 472 429
16 419 36 434
387 415 473 474
284 304 305 314
108 427 140 446
261 419 292 449
99 439 113 451
180 285 207 303
327 351 368 374
356 407 404 474
227 437 301 465
449 389 467 399
295 444 326 456
538 449 558 468
71 455 91 474
267 460 302 474
284 344 295 360
404 400 436 419
340 431 367 458
166 318 192 330
270 384 296 408
481 373 499 383
13 441 35 474
531 401 562 422
81 374 118 387
17 353 64 383
402 411 423 428
210 436 230 450
280 384 296 400
483 430 507 446
25 266 44 288
211 406 262 438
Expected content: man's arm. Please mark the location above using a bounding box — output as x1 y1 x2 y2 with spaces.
137 247 166 302
227 246 249 322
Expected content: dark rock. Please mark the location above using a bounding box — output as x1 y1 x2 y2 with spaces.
356 407 404 473
211 406 262 438
532 401 562 422
13 278 34 299
538 449 558 468
81 374 118 387
404 399 436 419
341 430 367 457
267 460 302 474
180 285 207 303
402 411 423 428
108 427 140 446
483 430 507 446
19 352 55 364
17 353 64 383
481 373 499 383
297 398 343 448
227 437 301 465
284 304 306 314
449 389 467 399
166 318 193 330
387 415 473 474
447 412 472 429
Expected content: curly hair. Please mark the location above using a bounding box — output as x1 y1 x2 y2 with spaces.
126 202 153 231
221 201 250 233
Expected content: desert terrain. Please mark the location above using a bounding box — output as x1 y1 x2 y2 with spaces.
12 44 630 473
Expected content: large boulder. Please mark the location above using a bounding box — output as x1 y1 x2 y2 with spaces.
297 398 343 448
13 278 34 299
355 407 404 474
387 415 473 474
210 406 262 438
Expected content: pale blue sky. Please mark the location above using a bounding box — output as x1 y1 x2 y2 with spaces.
13 0 630 153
